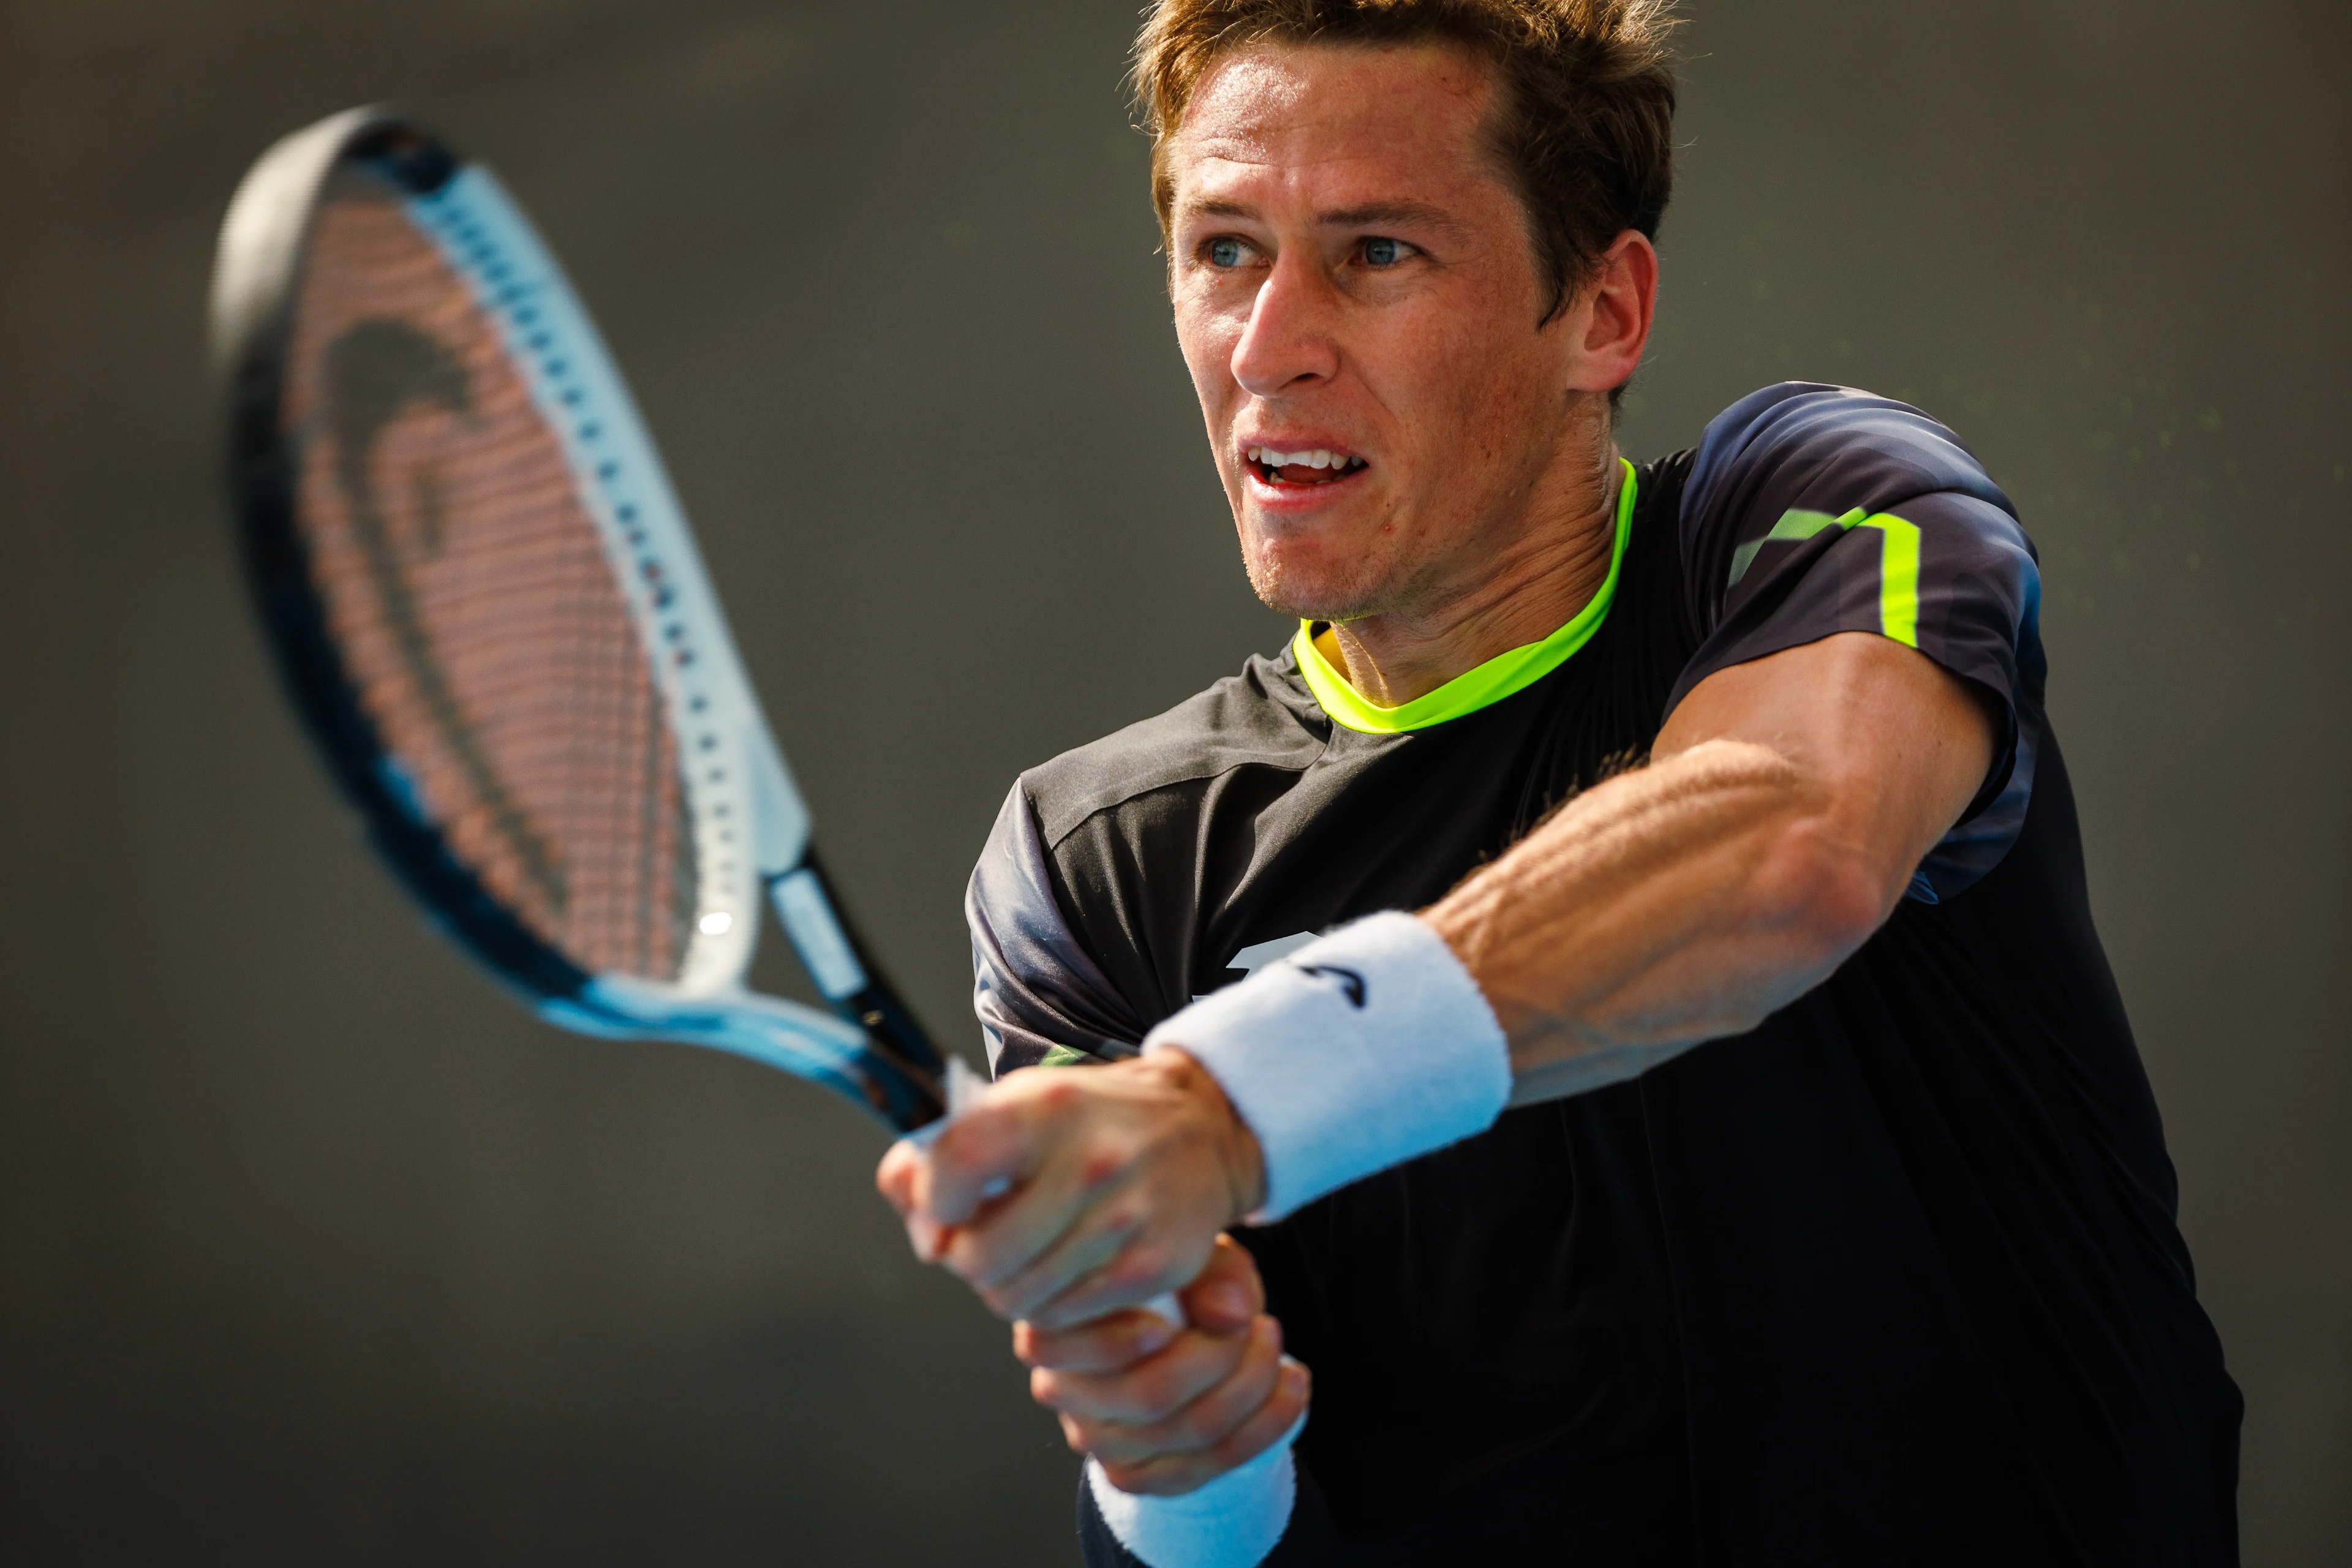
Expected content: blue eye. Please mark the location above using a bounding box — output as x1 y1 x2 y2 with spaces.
1363 236 1404 266
1208 236 1246 268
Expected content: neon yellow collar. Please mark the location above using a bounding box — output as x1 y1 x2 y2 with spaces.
1293 458 1638 734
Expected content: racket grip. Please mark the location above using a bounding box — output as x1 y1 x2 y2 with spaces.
1140 1290 1188 1329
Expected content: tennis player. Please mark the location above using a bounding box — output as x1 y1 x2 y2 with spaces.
878 1 2242 1561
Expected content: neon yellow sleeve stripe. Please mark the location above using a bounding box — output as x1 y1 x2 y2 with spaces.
1293 458 1639 734
1726 505 1920 649
1871 513 1920 647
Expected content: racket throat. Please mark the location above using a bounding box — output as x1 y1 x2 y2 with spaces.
767 854 950 1127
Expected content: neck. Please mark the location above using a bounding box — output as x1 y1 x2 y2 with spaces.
1323 442 1624 709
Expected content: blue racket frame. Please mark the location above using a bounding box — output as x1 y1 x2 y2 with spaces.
212 107 948 1131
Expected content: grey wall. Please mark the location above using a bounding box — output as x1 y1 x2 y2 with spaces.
0 1 2342 1563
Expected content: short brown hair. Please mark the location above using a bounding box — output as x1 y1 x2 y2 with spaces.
1134 0 1678 325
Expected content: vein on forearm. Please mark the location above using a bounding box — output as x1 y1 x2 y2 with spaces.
1425 738 1875 1088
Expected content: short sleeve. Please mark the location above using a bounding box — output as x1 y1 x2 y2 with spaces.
967 783 1148 1074
1667 383 2047 900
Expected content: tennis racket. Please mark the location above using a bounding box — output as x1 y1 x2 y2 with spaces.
209 106 952 1131
211 107 1275 1562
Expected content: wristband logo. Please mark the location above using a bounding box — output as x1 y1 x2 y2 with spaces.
1294 963 1367 1009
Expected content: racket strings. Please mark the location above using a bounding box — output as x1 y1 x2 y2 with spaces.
284 170 699 981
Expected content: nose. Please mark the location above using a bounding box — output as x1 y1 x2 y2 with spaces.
1230 250 1340 398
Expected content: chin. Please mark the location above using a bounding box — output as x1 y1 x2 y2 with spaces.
1242 545 1389 624
1234 484 1421 622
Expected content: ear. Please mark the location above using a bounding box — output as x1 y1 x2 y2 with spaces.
1562 229 1659 394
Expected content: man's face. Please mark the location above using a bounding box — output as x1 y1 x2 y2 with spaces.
1165 41 1605 624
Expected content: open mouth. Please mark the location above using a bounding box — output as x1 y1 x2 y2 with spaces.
1246 445 1368 489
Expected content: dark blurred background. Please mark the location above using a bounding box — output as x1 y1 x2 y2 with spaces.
1 0 2343 1562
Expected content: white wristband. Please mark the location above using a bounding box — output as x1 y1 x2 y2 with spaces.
1087 1408 1305 1568
1144 911 1510 1221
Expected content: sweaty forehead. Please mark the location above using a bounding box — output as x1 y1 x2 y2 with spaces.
1170 42 1500 198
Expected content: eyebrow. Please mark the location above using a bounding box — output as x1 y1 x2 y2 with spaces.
1182 197 1467 236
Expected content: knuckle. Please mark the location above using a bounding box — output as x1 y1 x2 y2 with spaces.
1077 1224 1133 1275
1199 1332 1253 1384
1165 1402 1222 1449
1204 1371 1270 1433
1112 1244 1166 1289
1123 1364 1178 1417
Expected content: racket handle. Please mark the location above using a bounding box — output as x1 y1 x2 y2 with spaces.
1140 1290 1188 1329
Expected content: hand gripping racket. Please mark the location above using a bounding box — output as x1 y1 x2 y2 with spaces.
209 106 951 1130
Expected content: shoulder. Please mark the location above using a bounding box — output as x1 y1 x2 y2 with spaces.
971 647 1325 1060
1020 648 1327 849
1683 382 2019 535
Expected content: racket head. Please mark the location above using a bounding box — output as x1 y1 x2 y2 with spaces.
212 108 944 1126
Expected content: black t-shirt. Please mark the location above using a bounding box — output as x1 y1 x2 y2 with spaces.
968 385 2241 1565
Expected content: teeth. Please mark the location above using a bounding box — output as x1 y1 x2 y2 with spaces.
1246 446 1363 476
1248 447 1359 470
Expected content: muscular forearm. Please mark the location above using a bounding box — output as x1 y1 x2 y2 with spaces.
1424 737 1896 1102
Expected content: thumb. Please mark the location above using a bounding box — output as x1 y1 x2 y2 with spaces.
1178 1234 1262 1333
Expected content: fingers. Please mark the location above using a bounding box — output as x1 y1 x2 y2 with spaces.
1095 1355 1311 1498
1012 1228 1298 1501
1031 1312 1269 1425
879 1074 1096 1286
874 1138 919 1213
1001 1224 1251 1333
989 1212 1204 1329
938 1183 1113 1317
940 1144 1159 1321
1178 1235 1262 1333
1015 1307 1181 1374
932 1079 1220 1324
921 1077 1069 1226
873 1053 1261 1329
1012 1237 1256 1375
1058 1314 1285 1464
873 1140 945 1262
